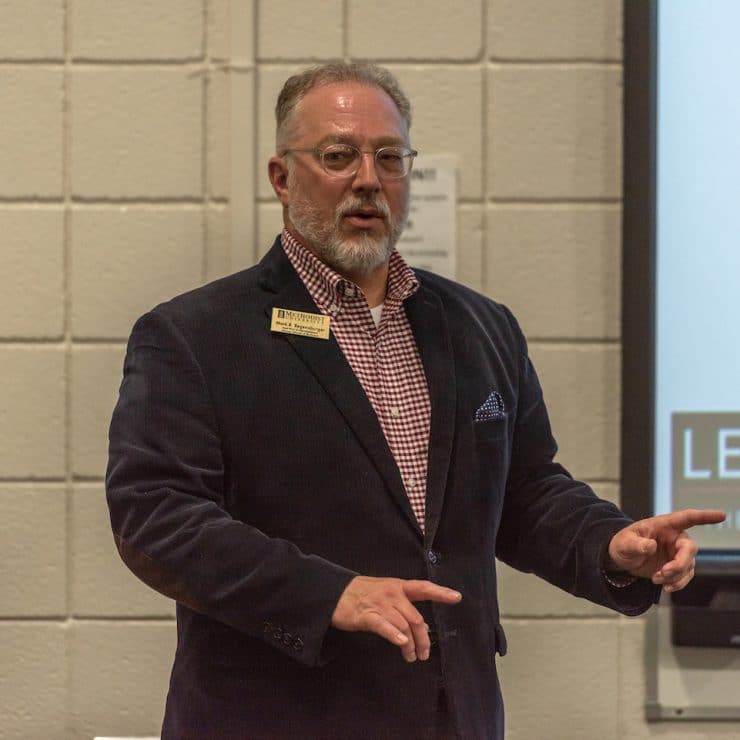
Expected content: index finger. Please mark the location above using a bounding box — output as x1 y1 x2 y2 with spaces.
402 580 462 604
662 508 726 530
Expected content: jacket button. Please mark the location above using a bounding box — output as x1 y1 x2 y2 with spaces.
292 638 304 652
273 628 283 640
427 550 439 565
282 631 293 646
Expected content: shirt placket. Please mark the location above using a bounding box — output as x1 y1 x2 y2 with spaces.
376 311 426 527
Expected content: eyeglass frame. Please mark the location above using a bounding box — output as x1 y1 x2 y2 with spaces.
279 143 419 179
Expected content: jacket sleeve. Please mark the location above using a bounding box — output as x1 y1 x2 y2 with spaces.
494 308 659 615
106 309 357 666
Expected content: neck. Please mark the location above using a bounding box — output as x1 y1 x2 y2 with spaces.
345 261 389 308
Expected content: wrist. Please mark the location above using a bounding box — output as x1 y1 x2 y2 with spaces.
601 548 638 588
601 567 638 588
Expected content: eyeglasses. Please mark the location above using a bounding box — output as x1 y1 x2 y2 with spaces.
281 143 418 179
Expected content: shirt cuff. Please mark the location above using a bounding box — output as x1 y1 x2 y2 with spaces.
601 568 638 589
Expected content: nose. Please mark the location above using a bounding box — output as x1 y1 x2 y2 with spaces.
351 151 382 193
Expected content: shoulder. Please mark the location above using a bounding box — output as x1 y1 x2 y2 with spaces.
156 265 261 322
413 268 525 347
120 266 264 360
138 239 287 336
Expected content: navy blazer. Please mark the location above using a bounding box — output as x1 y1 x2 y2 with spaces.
107 238 657 739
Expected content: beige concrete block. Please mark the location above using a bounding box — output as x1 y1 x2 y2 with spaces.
618 618 669 739
528 343 620 480
0 485 66 616
0 0 64 59
257 65 306 200
208 68 231 199
488 66 621 199
498 561 615 618
390 66 483 199
486 205 620 339
208 0 232 61
683 727 740 739
457 205 484 292
257 202 284 257
258 0 343 60
0 207 64 339
500 618 619 739
0 69 63 197
589 481 620 508
0 347 65 477
70 69 203 198
348 0 482 60
70 345 126 478
0 622 67 740
70 207 203 339
71 484 175 617
69 620 175 739
206 204 232 281
489 0 622 60
71 0 203 60
228 64 256 271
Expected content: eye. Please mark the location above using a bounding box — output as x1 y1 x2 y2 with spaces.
377 148 403 163
322 145 358 168
376 147 406 173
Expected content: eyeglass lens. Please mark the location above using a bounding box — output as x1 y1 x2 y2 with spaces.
321 144 412 177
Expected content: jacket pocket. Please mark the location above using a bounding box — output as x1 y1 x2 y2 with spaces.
473 414 508 441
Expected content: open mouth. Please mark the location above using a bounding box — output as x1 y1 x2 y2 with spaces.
344 208 384 228
349 208 380 219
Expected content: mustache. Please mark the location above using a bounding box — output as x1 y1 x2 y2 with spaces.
336 195 391 220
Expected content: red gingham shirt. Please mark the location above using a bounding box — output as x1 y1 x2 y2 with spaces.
282 230 432 530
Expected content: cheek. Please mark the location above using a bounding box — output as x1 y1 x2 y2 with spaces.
387 187 409 219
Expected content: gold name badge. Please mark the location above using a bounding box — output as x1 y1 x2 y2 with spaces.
271 307 331 340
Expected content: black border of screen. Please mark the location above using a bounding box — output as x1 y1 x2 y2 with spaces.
621 1 657 521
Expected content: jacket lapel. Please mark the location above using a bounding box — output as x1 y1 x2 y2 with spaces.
258 241 421 535
405 284 457 546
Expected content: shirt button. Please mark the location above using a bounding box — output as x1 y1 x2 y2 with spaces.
344 286 355 298
328 303 339 315
390 407 400 418
407 477 416 489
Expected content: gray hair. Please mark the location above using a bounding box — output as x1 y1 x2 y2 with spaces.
275 62 412 151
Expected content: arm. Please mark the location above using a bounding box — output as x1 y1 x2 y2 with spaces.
106 309 357 666
494 311 659 613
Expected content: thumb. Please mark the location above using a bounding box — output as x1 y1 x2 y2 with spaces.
610 530 657 566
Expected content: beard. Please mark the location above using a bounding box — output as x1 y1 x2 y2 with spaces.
286 173 408 276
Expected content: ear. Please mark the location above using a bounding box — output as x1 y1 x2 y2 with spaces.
268 156 291 206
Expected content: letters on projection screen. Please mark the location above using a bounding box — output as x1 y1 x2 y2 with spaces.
673 415 740 547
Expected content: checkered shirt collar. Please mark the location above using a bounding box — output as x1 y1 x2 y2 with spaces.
280 229 420 310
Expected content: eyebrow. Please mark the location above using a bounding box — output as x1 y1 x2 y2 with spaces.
315 134 409 148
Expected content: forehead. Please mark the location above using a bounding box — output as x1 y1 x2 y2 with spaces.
291 82 408 144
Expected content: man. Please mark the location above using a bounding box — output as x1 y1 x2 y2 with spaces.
106 63 724 739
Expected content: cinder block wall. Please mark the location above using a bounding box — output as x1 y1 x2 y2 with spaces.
2 2 737 739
